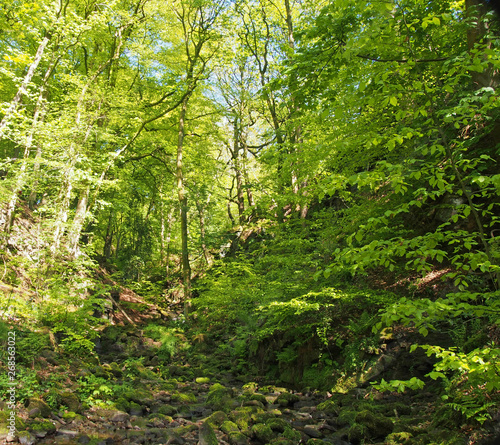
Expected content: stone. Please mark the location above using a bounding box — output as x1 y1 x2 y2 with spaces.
111 411 130 422
196 377 210 384
354 410 393 439
205 411 227 427
275 392 300 407
251 423 274 442
58 390 82 413
198 421 218 445
57 429 79 437
77 435 91 444
221 420 240 434
228 431 250 445
18 431 36 445
304 425 323 438
27 398 52 418
266 418 289 433
129 402 143 416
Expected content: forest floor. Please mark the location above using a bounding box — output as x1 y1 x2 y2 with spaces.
2 289 497 445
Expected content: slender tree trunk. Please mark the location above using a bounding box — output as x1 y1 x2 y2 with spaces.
177 95 192 312
68 188 90 256
232 118 246 224
103 210 114 260
0 35 50 137
196 197 211 267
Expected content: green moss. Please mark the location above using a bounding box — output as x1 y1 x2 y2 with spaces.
171 391 196 404
249 393 267 405
282 426 301 441
61 412 83 422
221 420 240 434
205 411 228 427
114 397 130 412
275 392 300 407
199 422 218 445
337 409 357 427
196 377 210 384
316 399 340 415
386 431 413 444
348 423 366 444
206 384 233 411
355 409 393 439
228 431 250 444
265 417 289 433
251 423 275 442
28 420 56 433
230 410 251 430
157 404 177 416
27 398 52 418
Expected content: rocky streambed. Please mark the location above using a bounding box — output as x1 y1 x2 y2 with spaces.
0 323 479 445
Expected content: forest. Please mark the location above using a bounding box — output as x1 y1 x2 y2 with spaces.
0 0 500 444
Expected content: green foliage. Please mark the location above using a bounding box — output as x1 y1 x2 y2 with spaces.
143 323 187 360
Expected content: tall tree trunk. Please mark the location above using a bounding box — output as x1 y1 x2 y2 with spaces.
103 210 114 260
177 95 192 313
68 188 90 256
0 35 50 138
232 118 246 224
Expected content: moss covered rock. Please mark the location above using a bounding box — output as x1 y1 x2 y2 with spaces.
205 411 228 428
196 377 211 384
28 420 56 434
251 423 275 442
228 431 250 445
58 390 82 413
206 383 233 411
157 404 177 416
386 431 413 444
337 409 357 427
355 410 393 439
265 417 289 433
348 423 366 444
275 392 300 407
171 391 196 404
27 398 52 418
221 420 240 434
199 421 218 445
316 399 340 415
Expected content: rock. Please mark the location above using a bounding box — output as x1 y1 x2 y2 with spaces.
165 430 185 444
227 431 250 445
275 392 300 407
348 423 366 444
77 435 91 444
157 404 178 416
111 411 130 422
266 418 289 433
221 420 240 434
196 377 210 384
28 419 56 437
316 399 340 415
18 431 36 445
57 429 79 437
306 440 334 445
206 384 233 412
129 402 144 416
354 410 393 439
198 421 218 445
27 398 52 418
304 425 323 438
58 390 82 413
205 411 227 427
251 423 274 442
